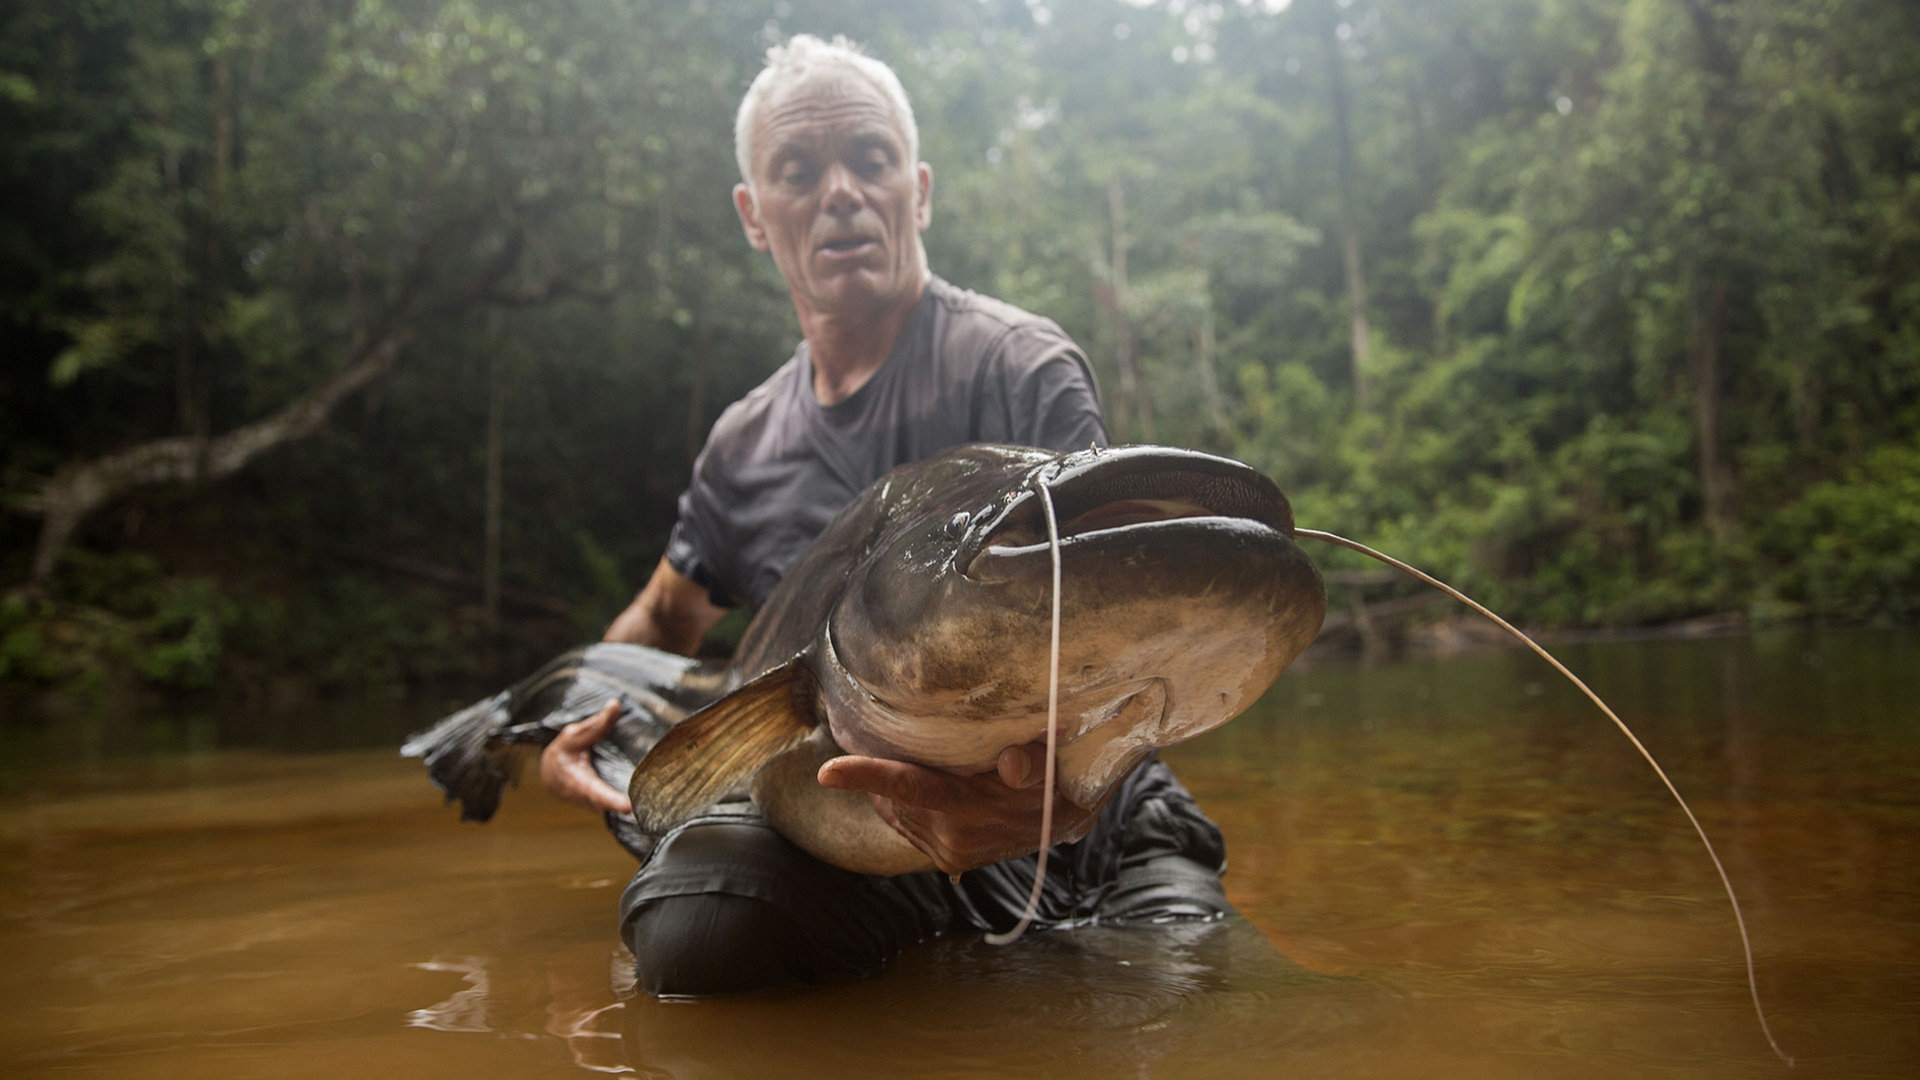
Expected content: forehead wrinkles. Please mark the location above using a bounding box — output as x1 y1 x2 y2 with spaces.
756 80 905 163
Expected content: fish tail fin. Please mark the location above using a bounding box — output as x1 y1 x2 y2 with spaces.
401 691 519 823
629 661 817 833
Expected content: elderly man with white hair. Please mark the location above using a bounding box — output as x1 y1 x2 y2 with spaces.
539 34 1231 995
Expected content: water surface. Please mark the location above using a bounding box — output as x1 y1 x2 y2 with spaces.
2 628 1915 1078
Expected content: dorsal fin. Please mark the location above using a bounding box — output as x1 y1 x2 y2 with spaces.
627 659 819 833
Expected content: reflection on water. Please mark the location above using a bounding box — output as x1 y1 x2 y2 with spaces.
0 628 1916 1078
409 957 494 1033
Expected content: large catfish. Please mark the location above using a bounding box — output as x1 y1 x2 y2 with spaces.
404 443 1326 874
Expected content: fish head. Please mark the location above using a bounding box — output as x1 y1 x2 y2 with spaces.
820 444 1326 808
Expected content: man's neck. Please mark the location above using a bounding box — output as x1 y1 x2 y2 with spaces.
797 275 929 405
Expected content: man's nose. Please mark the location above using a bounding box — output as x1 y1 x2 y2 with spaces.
820 162 863 216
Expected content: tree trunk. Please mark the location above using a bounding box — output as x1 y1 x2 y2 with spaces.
482 320 506 629
1679 0 1740 541
1195 268 1226 433
1320 3 1372 410
686 322 709 466
181 51 235 460
1689 275 1736 540
21 326 417 586
1106 176 1153 442
1341 232 1371 408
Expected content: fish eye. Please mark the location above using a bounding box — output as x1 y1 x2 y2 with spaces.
944 511 971 538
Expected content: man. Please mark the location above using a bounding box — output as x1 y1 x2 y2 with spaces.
541 35 1229 995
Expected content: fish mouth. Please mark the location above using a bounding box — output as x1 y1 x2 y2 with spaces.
962 446 1294 581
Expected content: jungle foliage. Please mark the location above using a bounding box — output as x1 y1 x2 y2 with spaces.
3 0 1916 696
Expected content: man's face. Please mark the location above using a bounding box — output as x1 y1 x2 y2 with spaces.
735 72 932 321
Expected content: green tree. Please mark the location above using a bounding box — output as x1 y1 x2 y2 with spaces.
4 0 756 586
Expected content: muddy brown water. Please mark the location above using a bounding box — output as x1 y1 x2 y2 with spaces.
1 628 1915 1078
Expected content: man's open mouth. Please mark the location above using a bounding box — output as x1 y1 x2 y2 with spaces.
819 235 876 254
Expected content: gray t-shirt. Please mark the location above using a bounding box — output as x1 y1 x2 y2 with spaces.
665 277 1107 610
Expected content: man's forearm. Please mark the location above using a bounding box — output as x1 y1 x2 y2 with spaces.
604 596 706 654
604 555 726 656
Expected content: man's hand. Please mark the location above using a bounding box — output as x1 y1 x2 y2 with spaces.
816 742 1100 877
547 556 720 820
538 700 633 816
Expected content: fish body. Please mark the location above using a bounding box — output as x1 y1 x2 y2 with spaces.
405 443 1326 874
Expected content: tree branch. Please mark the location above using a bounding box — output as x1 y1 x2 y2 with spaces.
19 324 417 586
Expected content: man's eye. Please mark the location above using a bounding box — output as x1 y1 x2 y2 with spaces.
781 166 816 187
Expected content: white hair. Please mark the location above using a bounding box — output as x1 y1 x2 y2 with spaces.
733 34 919 191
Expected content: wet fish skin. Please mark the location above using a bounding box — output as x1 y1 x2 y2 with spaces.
629 444 1326 874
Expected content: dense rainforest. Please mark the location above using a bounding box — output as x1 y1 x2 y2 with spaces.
2 0 1916 707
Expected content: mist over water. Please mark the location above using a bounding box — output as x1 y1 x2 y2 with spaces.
1 628 1914 1078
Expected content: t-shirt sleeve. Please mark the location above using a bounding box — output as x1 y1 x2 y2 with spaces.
661 517 734 609
985 324 1110 452
662 441 742 609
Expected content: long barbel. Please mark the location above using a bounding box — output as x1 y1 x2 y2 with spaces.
1295 527 1792 1067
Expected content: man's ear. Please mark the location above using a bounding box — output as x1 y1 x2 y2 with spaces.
734 183 769 251
914 162 933 231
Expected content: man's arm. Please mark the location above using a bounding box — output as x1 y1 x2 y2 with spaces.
539 557 727 814
603 556 728 651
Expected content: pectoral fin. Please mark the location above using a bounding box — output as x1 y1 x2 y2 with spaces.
627 659 818 833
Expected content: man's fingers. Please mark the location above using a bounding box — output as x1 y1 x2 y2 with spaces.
818 755 918 799
824 778 933 866
823 745 1046 797
538 700 633 815
817 755 969 808
556 760 631 815
817 752 1093 874
554 699 622 749
577 773 633 816
996 743 1044 789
